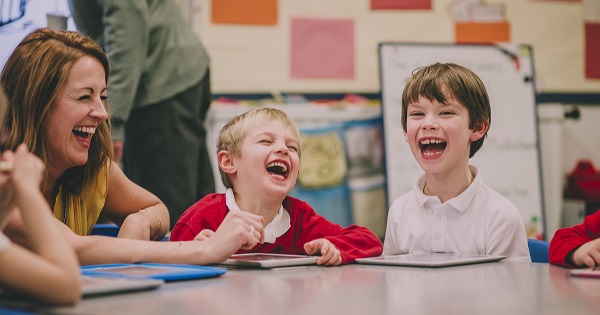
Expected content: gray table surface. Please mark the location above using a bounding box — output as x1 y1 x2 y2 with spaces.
11 262 600 315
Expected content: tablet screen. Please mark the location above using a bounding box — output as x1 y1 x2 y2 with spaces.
230 254 312 261
221 253 319 268
356 253 505 267
94 266 179 277
81 263 227 282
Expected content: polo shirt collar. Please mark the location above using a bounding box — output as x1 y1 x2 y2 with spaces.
225 188 290 243
414 165 482 213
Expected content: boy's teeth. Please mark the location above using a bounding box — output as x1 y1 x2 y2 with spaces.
420 139 443 144
267 162 288 172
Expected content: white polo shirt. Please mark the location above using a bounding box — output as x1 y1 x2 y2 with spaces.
383 166 531 262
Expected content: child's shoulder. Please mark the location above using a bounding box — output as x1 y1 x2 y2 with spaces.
182 193 228 216
477 185 521 218
388 190 418 210
480 184 515 206
283 195 314 211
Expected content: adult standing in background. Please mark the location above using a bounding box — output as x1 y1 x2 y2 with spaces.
68 0 215 229
1 28 264 265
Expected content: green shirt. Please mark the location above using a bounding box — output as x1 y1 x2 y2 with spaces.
68 0 210 140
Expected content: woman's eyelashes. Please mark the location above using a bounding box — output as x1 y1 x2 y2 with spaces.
78 94 91 101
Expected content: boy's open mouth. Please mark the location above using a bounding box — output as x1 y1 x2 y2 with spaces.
73 126 96 139
266 161 289 179
419 138 447 157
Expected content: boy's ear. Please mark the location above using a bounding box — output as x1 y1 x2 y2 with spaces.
403 129 408 142
470 122 489 142
217 150 236 174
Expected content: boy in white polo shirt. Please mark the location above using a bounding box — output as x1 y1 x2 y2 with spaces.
383 63 530 262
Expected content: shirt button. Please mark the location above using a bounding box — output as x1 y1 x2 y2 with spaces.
436 215 442 221
434 233 441 240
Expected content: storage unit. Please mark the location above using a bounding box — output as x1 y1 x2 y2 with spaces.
205 101 384 227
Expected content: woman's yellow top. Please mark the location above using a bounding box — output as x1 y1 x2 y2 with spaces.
52 164 109 236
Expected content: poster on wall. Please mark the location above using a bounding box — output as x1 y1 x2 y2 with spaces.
451 0 510 44
212 0 277 25
371 0 432 10
584 0 600 78
290 18 354 79
0 0 74 69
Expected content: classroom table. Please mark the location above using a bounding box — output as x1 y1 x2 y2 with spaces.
6 262 600 315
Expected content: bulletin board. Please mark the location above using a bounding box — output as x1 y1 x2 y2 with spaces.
379 43 545 238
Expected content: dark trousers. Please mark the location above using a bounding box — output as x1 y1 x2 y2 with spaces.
124 70 215 230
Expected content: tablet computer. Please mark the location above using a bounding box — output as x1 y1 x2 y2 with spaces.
81 263 227 282
355 253 506 268
0 276 163 301
218 253 319 269
569 268 600 278
81 275 163 297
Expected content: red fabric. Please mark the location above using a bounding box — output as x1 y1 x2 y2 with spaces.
171 194 383 264
549 210 600 267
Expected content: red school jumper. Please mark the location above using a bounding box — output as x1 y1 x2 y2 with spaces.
550 209 600 267
171 194 383 264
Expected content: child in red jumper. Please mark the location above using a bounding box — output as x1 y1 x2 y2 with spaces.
171 108 382 265
550 210 600 268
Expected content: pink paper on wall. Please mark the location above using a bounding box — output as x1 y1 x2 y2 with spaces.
291 18 354 79
371 0 432 10
585 23 600 79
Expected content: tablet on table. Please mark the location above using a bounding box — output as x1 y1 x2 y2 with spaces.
569 268 600 278
81 263 227 282
80 275 163 297
218 253 319 269
355 253 506 268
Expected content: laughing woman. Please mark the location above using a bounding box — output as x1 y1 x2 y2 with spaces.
0 28 264 265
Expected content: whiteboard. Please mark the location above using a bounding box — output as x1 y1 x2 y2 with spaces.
379 43 545 238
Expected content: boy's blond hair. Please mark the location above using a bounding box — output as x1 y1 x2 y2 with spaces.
217 107 301 189
401 63 491 158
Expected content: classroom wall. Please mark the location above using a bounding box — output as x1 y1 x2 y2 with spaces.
563 106 600 172
179 0 600 237
2 0 598 236
182 0 600 93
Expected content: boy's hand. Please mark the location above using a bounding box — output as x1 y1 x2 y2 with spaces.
572 239 600 268
194 229 215 241
204 210 264 262
304 239 342 266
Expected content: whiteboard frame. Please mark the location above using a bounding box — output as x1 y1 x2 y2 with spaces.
378 42 546 239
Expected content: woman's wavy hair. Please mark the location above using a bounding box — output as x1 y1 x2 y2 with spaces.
0 28 114 194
